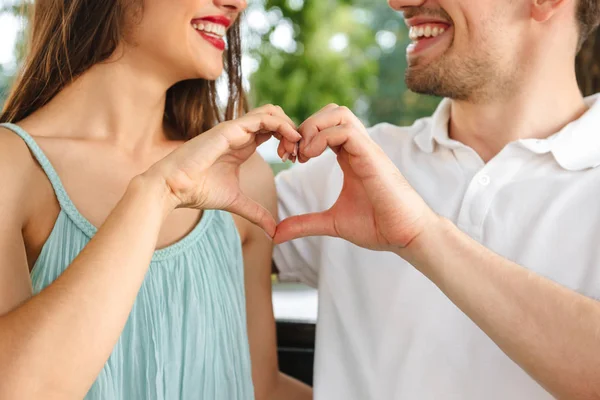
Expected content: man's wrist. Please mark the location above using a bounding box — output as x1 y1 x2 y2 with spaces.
394 215 456 272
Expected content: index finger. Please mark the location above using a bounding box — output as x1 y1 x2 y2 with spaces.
235 114 301 149
248 104 297 130
298 105 364 156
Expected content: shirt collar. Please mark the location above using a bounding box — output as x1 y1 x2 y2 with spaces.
413 94 600 171
544 94 600 171
413 98 454 154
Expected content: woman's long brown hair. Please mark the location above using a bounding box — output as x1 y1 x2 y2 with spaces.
0 0 247 140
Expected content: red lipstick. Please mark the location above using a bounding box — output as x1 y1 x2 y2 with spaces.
191 15 232 51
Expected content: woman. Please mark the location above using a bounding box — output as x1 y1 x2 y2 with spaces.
0 0 310 399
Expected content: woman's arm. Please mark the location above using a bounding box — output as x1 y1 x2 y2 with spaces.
0 108 300 399
0 167 173 399
235 153 312 400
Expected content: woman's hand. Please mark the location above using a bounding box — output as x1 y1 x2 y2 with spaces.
146 105 300 237
274 104 440 251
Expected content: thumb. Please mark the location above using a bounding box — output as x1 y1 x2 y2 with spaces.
227 193 277 238
273 211 337 244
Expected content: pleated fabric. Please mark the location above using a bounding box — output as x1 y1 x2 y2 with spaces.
1 123 255 400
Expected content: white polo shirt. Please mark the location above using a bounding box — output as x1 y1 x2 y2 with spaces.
274 95 600 400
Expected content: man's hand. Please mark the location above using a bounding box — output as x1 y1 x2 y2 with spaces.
274 105 600 400
273 104 440 251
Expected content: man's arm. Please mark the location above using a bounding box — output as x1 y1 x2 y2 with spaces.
275 104 600 400
236 153 312 400
401 218 600 399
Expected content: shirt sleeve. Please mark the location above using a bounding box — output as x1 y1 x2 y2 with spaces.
273 150 341 288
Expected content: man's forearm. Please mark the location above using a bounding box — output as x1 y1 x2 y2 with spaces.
401 217 600 400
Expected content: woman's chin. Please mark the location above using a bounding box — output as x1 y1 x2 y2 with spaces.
193 63 224 81
201 72 222 81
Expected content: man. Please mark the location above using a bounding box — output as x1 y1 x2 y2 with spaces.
272 0 600 399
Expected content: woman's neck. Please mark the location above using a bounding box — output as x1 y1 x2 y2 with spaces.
24 49 176 152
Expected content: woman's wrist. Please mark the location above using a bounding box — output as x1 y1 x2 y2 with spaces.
129 172 179 221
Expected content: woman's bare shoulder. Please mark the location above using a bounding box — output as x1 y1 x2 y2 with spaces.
0 126 43 213
0 125 38 170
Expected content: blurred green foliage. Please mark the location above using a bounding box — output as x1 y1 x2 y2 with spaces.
361 1 441 126
249 0 440 127
248 0 379 124
0 1 28 110
0 65 12 110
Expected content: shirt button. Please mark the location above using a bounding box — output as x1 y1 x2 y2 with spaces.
478 174 491 186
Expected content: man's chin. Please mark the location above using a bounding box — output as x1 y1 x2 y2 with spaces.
405 69 443 97
405 68 472 101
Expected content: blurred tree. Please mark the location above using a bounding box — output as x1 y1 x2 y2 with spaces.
248 0 440 127
0 64 12 109
248 0 379 124
0 1 29 108
360 1 440 127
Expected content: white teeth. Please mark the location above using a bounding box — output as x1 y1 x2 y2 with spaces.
193 22 226 37
409 25 448 41
409 28 417 40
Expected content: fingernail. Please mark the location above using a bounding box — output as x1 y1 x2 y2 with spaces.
292 143 298 157
282 152 290 162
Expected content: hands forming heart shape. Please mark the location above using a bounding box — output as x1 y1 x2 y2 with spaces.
146 104 439 254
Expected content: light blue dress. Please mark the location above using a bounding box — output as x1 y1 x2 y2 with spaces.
1 123 255 400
